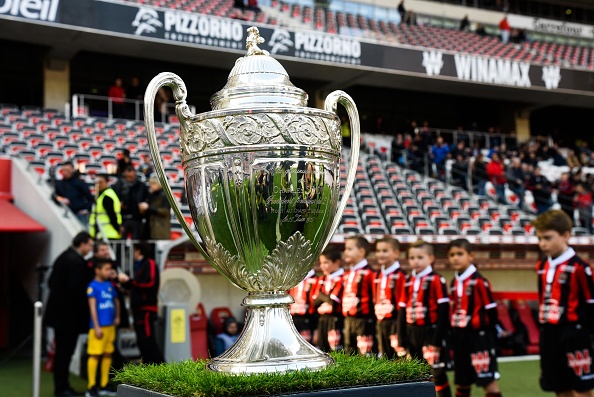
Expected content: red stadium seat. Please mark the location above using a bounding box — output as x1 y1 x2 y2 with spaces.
210 307 234 335
511 300 539 354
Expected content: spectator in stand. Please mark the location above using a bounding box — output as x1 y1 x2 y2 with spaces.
138 154 154 179
391 134 406 165
247 0 260 13
139 175 171 240
45 232 95 397
498 16 511 44
526 166 552 214
118 243 165 364
113 164 148 239
108 78 126 119
90 174 122 240
405 10 417 25
475 23 487 36
215 317 240 355
471 154 488 196
117 149 132 176
574 184 593 232
555 172 575 222
154 87 171 123
126 77 143 120
431 136 450 181
565 149 582 171
506 157 526 210
420 121 432 147
53 161 94 227
408 135 427 174
451 154 469 190
397 0 406 22
450 140 469 160
486 153 507 204
459 15 470 31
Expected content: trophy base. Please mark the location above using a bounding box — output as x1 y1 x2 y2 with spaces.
206 293 334 374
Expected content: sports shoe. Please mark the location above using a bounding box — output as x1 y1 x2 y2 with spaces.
98 384 117 396
85 386 99 397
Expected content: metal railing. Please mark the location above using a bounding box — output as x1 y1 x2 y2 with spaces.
71 93 196 123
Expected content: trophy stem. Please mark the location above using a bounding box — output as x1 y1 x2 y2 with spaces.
206 292 334 374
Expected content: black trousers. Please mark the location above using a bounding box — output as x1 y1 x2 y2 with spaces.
53 327 80 392
133 310 165 364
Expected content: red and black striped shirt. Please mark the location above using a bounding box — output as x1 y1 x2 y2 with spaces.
398 266 450 326
450 265 497 329
342 260 376 317
311 268 345 316
289 270 318 316
536 248 594 325
373 262 407 321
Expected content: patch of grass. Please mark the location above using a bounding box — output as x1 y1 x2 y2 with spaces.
114 352 431 397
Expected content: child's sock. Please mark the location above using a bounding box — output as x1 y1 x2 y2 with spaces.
87 356 99 389
100 355 113 388
456 385 471 397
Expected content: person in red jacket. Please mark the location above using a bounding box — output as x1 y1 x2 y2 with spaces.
499 16 510 43
118 242 164 364
108 78 126 119
486 153 507 204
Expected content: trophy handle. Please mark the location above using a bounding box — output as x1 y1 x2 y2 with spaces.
144 72 210 261
322 90 360 248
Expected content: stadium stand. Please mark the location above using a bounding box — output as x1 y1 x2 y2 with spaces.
1 102 541 238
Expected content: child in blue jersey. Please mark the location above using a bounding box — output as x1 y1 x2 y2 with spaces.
86 258 120 397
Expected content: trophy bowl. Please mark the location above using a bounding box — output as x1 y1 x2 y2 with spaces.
145 27 360 373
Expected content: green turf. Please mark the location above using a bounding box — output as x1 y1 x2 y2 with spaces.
0 356 551 397
114 352 430 397
0 357 87 397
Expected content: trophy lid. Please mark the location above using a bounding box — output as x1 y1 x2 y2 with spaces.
210 27 308 110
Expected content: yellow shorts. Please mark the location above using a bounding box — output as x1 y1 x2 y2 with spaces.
87 325 116 356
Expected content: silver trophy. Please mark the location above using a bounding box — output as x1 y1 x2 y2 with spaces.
145 27 360 373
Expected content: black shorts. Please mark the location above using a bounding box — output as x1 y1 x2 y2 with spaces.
540 323 594 393
452 328 499 387
344 316 376 355
406 325 451 375
317 315 344 352
376 319 398 358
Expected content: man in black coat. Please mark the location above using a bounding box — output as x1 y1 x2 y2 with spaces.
45 232 95 396
53 162 94 226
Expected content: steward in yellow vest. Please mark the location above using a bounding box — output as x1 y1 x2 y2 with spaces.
90 174 122 239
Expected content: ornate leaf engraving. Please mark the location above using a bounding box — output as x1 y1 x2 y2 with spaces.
182 113 337 160
205 232 314 292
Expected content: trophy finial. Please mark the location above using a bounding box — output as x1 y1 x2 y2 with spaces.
246 27 268 56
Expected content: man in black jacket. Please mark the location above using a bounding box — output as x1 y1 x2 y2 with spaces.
118 242 164 364
45 232 95 396
53 162 94 227
113 165 148 239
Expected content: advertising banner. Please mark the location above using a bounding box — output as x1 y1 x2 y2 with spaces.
1 0 593 95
